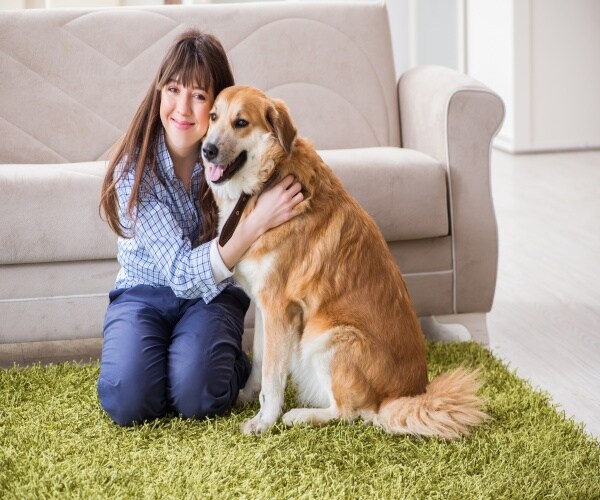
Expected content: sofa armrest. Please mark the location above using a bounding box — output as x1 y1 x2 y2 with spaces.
398 65 505 314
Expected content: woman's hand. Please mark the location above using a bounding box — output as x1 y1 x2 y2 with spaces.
249 174 304 236
217 174 303 270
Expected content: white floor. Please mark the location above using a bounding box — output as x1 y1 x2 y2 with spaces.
487 148 600 440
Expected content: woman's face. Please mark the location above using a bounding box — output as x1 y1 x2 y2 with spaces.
160 79 213 157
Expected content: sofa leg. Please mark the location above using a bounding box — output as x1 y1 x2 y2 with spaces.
419 313 490 346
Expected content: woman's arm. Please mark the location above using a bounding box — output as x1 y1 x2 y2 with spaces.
217 174 303 270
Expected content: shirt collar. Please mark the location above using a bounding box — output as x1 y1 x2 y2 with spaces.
156 129 203 182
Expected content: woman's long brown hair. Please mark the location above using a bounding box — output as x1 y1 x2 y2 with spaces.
99 29 234 244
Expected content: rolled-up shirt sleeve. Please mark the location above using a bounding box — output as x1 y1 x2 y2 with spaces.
210 238 235 284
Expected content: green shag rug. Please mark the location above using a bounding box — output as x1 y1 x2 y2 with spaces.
1 342 599 499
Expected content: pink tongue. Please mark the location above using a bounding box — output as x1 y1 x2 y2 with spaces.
208 164 226 182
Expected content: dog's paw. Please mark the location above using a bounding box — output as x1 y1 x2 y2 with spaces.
282 407 338 427
282 408 310 427
240 414 274 435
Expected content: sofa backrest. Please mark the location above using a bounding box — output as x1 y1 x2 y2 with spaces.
0 1 399 164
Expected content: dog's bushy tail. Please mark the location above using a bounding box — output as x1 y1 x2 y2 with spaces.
371 367 489 439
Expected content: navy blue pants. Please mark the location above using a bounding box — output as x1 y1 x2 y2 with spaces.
97 284 251 426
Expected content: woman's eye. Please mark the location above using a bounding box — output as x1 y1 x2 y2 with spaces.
209 112 217 121
194 93 206 101
234 119 249 128
167 86 178 93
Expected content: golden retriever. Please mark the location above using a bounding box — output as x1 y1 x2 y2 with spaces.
202 86 488 438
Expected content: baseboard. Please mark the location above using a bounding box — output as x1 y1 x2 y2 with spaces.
0 338 102 368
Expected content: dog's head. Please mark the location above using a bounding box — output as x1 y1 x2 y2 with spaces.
202 86 297 200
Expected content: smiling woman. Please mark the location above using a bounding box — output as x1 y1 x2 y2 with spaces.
95 28 303 428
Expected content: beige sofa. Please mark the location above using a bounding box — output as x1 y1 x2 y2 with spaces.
0 2 504 364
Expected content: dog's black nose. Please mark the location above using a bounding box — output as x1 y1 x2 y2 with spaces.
202 142 218 161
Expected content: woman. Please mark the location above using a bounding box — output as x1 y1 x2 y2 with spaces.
98 29 303 426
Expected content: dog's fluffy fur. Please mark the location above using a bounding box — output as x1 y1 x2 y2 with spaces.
203 86 489 439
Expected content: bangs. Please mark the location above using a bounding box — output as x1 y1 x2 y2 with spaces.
157 41 213 93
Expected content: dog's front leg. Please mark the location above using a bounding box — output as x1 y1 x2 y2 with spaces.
241 308 293 435
237 307 263 404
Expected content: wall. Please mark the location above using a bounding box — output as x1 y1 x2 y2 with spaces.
411 0 461 71
467 0 600 153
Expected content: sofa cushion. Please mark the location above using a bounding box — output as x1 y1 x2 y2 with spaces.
0 147 447 265
320 147 449 241
0 161 116 265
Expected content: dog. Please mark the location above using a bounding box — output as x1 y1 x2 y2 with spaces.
202 86 489 438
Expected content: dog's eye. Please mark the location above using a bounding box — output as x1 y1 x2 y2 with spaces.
234 119 249 128
209 112 217 121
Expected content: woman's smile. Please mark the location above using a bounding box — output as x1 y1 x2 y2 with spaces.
171 117 195 130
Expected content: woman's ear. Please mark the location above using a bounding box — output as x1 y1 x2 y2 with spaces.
266 98 297 154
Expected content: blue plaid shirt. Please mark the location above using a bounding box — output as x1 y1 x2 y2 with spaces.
113 131 229 303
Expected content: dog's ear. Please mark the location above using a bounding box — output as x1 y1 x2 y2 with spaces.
266 99 297 155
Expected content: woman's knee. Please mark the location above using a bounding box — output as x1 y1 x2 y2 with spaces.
168 367 232 419
171 393 231 420
97 370 166 426
168 353 251 419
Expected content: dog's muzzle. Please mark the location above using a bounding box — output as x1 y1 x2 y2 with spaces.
202 142 247 184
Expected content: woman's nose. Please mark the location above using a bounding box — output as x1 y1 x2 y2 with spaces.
177 96 192 115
